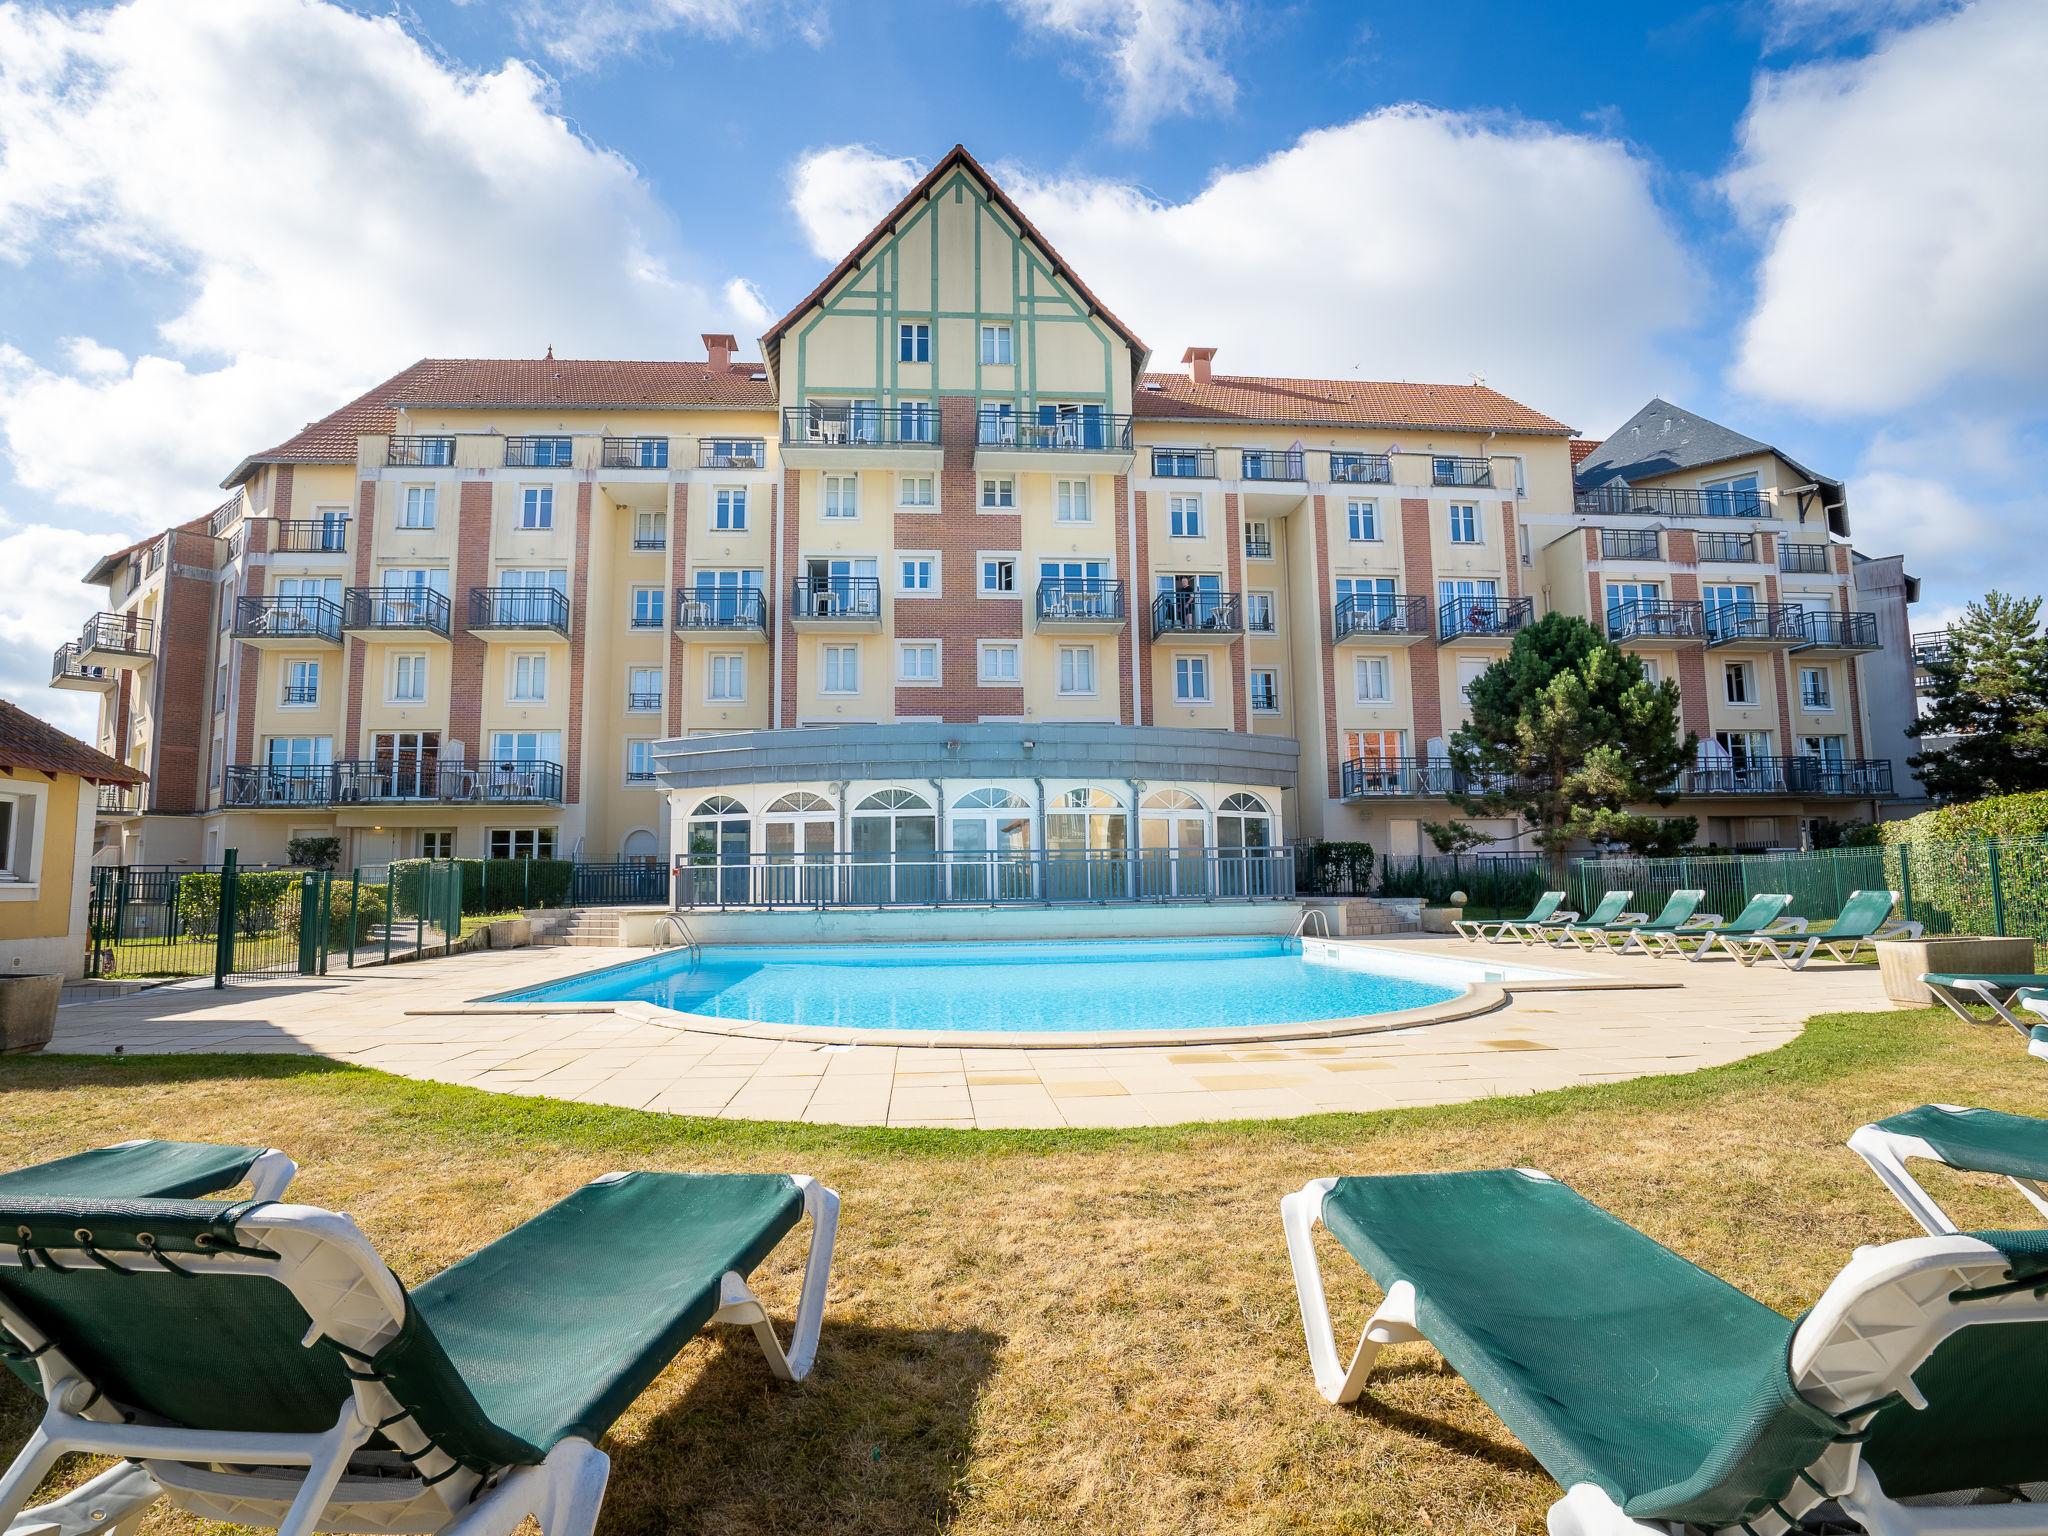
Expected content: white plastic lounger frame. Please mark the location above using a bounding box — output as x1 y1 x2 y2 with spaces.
1849 1108 2048 1237
1454 901 1575 945
1487 910 1578 945
0 1174 838 1536
1615 913 1720 956
1921 978 2048 1039
1727 917 1923 972
1283 1171 2048 1536
2031 995 2048 1061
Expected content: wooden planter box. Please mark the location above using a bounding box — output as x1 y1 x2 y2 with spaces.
1878 935 2038 1007
0 974 63 1054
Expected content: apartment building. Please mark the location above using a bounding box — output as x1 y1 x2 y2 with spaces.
54 145 1906 874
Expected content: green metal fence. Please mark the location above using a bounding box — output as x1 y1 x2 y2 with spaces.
87 851 334 985
340 860 466 968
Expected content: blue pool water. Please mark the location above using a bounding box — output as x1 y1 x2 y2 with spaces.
492 938 1462 1034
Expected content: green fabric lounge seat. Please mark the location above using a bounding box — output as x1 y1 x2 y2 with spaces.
1560 890 1706 954
1724 888 1920 971
1528 889 1631 948
1453 890 1570 944
1851 1103 2048 1235
0 1169 839 1536
1283 1166 2048 1534
0 1139 296 1201
1637 892 1800 960
1920 972 2048 1037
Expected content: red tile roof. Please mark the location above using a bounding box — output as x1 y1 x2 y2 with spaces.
0 699 144 786
1133 373 1573 435
224 356 774 486
1570 437 1601 467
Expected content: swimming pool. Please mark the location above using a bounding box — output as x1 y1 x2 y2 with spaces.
490 937 1481 1037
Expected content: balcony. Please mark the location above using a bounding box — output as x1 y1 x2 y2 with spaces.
1150 590 1241 642
1912 629 1952 668
1341 757 1455 798
1330 453 1392 485
1800 685 1834 711
1600 529 1661 561
1779 542 1832 574
1432 456 1493 488
973 411 1136 474
1575 485 1767 520
1704 603 1807 649
677 588 770 639
96 785 140 818
50 642 116 691
1333 593 1430 647
272 518 349 555
1150 448 1216 479
627 690 663 713
1035 579 1127 632
1240 449 1304 481
699 439 768 469
601 436 669 470
77 613 154 669
789 576 882 629
1243 534 1273 559
468 587 570 638
1798 610 1880 654
505 435 573 468
387 435 455 467
207 494 245 539
342 587 451 639
1607 598 1706 646
780 406 942 470
1681 756 1893 797
1698 532 1758 563
631 529 667 552
222 759 565 809
1438 596 1533 645
234 595 343 647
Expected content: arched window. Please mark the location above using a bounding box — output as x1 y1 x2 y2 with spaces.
856 788 931 812
1140 788 1210 896
850 787 937 903
766 791 835 813
762 791 836 900
692 795 746 818
1141 788 1204 811
621 828 659 866
1045 786 1127 901
954 786 1028 810
683 795 750 905
948 786 1032 901
1215 792 1277 898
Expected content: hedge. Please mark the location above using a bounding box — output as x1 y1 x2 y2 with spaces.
385 858 573 916
1881 789 2048 848
174 870 384 949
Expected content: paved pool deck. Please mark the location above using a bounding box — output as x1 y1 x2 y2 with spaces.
33 935 1896 1128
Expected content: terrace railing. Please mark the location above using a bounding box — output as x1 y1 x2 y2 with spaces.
1697 531 1757 563
235 595 343 644
1607 598 1705 644
1779 542 1832 574
387 435 455 467
782 405 937 447
976 411 1134 451
1240 449 1303 480
505 435 573 467
1432 456 1493 487
1035 578 1127 624
1329 453 1392 484
1438 595 1533 642
1333 593 1430 642
601 436 669 469
1151 590 1242 636
1575 485 1767 519
468 586 571 635
272 518 349 554
1600 529 1661 560
677 588 769 632
698 439 767 469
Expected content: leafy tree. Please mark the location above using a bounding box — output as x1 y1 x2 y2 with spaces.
1908 591 2048 803
286 835 341 871
1596 815 1698 859
1448 613 1696 886
1421 819 1493 855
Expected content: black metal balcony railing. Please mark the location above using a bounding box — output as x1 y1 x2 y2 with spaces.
1333 593 1430 642
1911 629 1952 666
1438 596 1533 642
50 643 113 687
282 683 319 706
626 768 658 785
1601 530 1661 560
976 412 1135 451
1432 456 1493 487
781 406 937 447
699 439 768 469
1240 449 1303 481
1341 757 1455 797
1150 448 1216 478
505 435 573 467
387 435 455 467
1800 686 1833 710
631 528 667 551
1247 604 1277 633
627 690 663 712
1703 603 1807 644
1244 535 1273 559
1698 532 1757 563
468 587 570 635
342 587 451 636
233 595 343 644
1150 590 1242 637
789 576 882 622
1575 485 1767 520
273 518 348 554
1681 757 1894 796
1607 598 1705 644
1330 453 1393 485
1036 579 1127 624
79 613 155 656
223 759 565 809
601 436 669 469
1779 542 1832 574
1800 611 1880 650
678 588 770 632
206 494 244 539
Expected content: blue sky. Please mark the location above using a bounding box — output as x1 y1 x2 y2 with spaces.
2 0 2044 734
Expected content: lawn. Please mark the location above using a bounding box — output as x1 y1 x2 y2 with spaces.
0 1005 2038 1535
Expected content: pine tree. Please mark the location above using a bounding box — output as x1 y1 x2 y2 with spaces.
1908 591 2048 802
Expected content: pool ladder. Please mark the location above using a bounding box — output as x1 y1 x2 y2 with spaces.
1293 907 1332 940
653 914 702 971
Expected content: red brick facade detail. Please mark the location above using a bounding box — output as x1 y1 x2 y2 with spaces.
1500 500 1521 599
1112 474 1134 724
1133 490 1152 725
1665 531 1710 738
344 475 378 755
1833 542 1867 755
668 483 688 738
1399 497 1443 746
230 514 273 771
779 468 800 727
150 531 215 811
1223 491 1247 733
446 481 492 758
1764 569 1795 754
1311 495 1342 798
565 481 592 804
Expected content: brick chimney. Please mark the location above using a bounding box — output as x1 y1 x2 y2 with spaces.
702 332 738 370
1181 346 1217 385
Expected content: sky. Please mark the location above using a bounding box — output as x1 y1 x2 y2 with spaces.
2 0 2044 737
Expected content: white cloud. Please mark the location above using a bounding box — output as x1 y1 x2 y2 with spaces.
723 276 772 329
998 0 1238 140
1725 0 2048 414
0 511 117 737
1763 0 1959 46
508 0 829 71
787 144 924 260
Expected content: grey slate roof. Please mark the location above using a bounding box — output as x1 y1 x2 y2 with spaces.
1574 397 1843 497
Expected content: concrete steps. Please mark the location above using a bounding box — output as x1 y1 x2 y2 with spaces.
534 910 624 947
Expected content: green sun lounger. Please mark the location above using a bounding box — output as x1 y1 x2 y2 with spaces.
1851 1103 2048 1236
1559 890 1706 953
1453 890 1570 944
1724 889 1921 972
0 1169 839 1536
1920 973 2048 1037
1637 892 1800 960
1284 1166 2048 1533
1528 889 1631 947
0 1139 296 1201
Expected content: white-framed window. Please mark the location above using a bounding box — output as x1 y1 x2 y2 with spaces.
899 474 935 508
399 485 436 530
1799 666 1834 711
491 730 561 763
822 474 858 519
390 653 427 703
1703 472 1763 517
1456 655 1490 705
707 653 745 702
898 321 930 363
419 830 454 859
633 509 665 549
1173 654 1212 704
626 740 657 783
511 653 547 702
627 666 661 712
1640 657 1663 686
980 476 1015 510
488 827 557 860
979 554 1018 595
821 644 860 694
1245 519 1272 557
630 587 665 628
1355 655 1391 703
1249 667 1280 713
0 782 44 889
1725 660 1755 705
1169 494 1203 538
1055 479 1091 523
1247 591 1275 631
520 486 554 531
282 659 319 708
1448 502 1480 543
1347 499 1379 541
979 323 1014 365
1057 644 1097 696
714 488 747 531
897 640 940 684
978 641 1020 685
897 553 938 595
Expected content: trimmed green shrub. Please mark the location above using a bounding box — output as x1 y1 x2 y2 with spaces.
1295 840 1374 895
1882 790 2048 847
386 857 572 917
326 880 387 948
174 870 300 937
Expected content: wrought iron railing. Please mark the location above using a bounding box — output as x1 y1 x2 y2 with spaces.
699 439 768 469
468 587 570 635
1437 596 1532 642
1575 485 1767 519
677 588 769 632
1329 453 1392 484
1607 598 1705 644
1800 611 1879 650
234 595 343 644
1703 603 1807 644
1240 449 1303 481
781 405 937 446
1150 448 1216 478
1243 535 1273 559
1333 593 1430 642
976 411 1135 451
1340 757 1455 797
789 576 881 621
505 435 573 467
1150 590 1242 636
1779 542 1831 574
1800 685 1834 710
96 785 139 815
1681 757 1894 796
1432 456 1492 487
601 436 669 469
224 759 565 807
1035 579 1126 624
1601 529 1661 560
79 612 154 656
626 690 664 712
50 643 113 687
273 518 349 554
387 435 455 467
1698 532 1757 562
206 494 244 538
1911 629 1952 666
631 529 667 551
342 587 451 635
